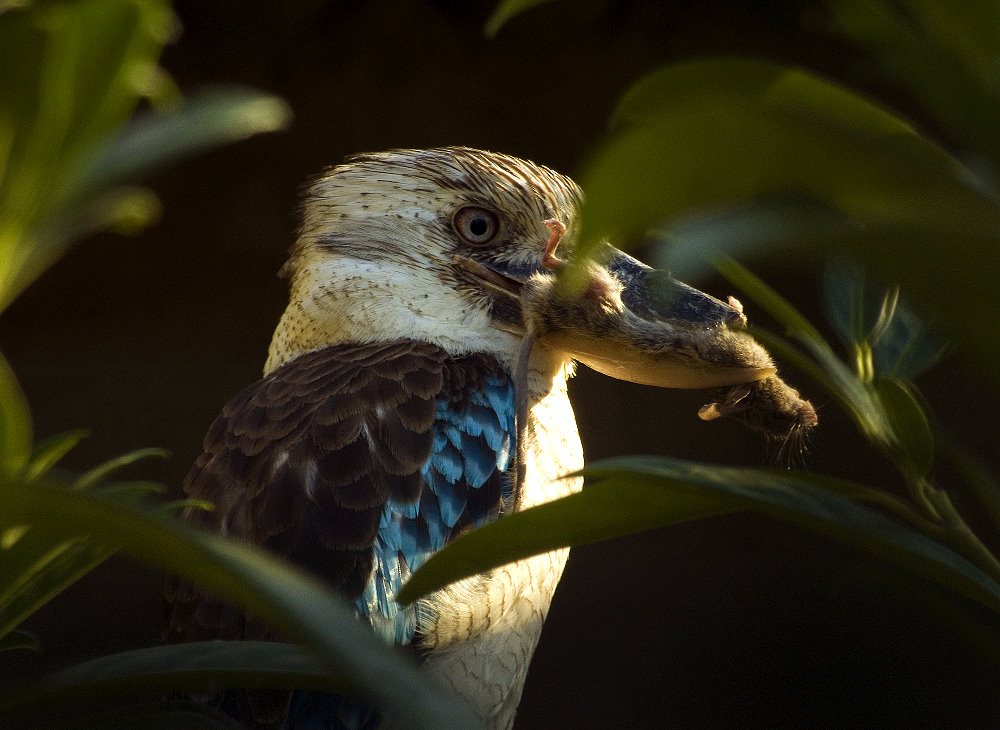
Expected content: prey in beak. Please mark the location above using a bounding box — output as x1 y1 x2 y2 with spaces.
452 215 817 463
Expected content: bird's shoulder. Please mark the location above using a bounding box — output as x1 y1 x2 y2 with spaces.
166 338 517 644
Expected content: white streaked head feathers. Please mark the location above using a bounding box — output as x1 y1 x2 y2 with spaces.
265 147 582 374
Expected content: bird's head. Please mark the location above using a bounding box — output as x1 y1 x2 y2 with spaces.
265 147 775 391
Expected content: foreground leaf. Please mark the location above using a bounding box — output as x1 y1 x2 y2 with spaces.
827 0 1000 167
0 449 172 644
0 629 38 653
484 0 558 37
400 472 739 604
0 0 175 312
403 457 1000 615
0 479 476 729
581 57 998 259
585 458 1000 609
1 641 334 713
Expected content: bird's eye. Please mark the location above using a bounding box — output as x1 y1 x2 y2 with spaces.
453 206 500 246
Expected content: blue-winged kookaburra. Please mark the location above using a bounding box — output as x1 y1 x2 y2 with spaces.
166 147 815 729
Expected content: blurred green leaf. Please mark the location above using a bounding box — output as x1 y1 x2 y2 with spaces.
0 351 31 475
25 430 88 480
0 629 38 653
827 0 1000 169
584 57 1000 388
72 86 292 202
0 532 112 643
0 2 290 315
823 258 946 379
484 0 558 37
0 477 477 729
0 0 174 312
874 378 935 478
0 641 336 715
582 58 999 256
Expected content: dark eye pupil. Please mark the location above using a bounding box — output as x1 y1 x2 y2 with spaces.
469 217 489 236
454 206 498 245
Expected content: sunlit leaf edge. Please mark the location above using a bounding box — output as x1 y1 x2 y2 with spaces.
404 455 1000 615
484 0 558 37
399 474 738 604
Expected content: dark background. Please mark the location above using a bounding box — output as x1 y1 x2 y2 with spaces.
4 0 1000 726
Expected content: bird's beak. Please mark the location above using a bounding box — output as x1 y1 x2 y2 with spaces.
453 245 777 390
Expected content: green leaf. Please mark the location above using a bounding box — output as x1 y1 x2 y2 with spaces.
0 350 31 475
400 473 741 604
583 57 1000 388
0 478 477 729
76 447 169 489
874 378 935 478
484 0 558 37
0 628 38 653
585 458 1000 609
25 429 88 480
405 456 1000 615
0 0 175 312
826 0 1000 168
0 531 113 642
823 258 946 379
581 58 999 259
0 641 335 714
0 2 290 315
71 86 292 203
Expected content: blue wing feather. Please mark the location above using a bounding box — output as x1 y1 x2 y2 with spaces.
355 366 515 644
289 358 516 729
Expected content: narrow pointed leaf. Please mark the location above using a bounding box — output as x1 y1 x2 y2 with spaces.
0 478 476 729
0 351 31 474
585 457 1000 610
25 429 88 480
76 447 169 489
399 476 738 604
0 533 113 641
404 456 1000 615
0 641 334 714
484 0 558 37
0 629 38 653
874 378 935 477
73 87 292 199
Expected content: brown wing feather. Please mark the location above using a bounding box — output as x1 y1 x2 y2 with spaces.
163 340 448 645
